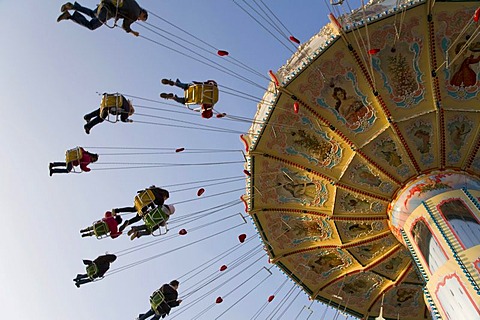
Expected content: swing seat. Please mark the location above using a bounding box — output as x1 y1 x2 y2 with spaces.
134 189 156 216
65 147 83 164
86 263 99 279
93 221 109 239
143 206 169 235
150 290 166 315
100 93 124 123
185 84 219 106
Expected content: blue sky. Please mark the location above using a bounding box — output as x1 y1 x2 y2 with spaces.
0 1 361 319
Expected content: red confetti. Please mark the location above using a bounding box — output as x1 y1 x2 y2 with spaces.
178 229 187 235
175 148 185 153
219 265 227 271
197 188 205 196
243 169 251 176
475 8 480 22
238 234 247 243
217 50 229 56
216 297 223 304
268 295 275 302
216 113 226 118
368 49 380 55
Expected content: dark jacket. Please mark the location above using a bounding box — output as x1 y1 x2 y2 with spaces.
137 187 169 207
103 0 142 33
156 284 180 316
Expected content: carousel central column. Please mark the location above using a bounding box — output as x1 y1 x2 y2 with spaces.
389 171 480 319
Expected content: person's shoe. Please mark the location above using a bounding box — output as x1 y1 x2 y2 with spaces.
75 282 80 288
84 124 90 135
161 79 175 86
49 169 53 177
57 11 71 22
83 115 91 122
61 2 74 12
130 231 138 240
160 93 174 99
127 228 136 236
49 163 53 170
81 233 90 237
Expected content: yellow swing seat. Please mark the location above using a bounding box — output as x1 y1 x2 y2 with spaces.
143 206 169 236
184 84 219 106
150 289 166 315
134 189 156 216
92 220 109 239
100 93 123 123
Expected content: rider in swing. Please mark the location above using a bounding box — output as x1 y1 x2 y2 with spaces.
57 0 148 37
160 78 218 119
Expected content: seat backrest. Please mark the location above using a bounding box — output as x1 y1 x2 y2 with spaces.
134 189 155 215
86 263 98 279
100 94 123 113
143 206 169 229
65 147 83 163
93 221 109 237
185 84 219 105
150 289 166 315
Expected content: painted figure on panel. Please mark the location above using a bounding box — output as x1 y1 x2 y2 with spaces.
332 87 370 125
309 252 344 274
290 129 332 161
450 42 480 87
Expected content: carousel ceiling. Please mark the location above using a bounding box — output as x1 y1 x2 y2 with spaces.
242 0 480 319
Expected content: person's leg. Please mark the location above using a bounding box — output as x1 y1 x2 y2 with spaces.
74 273 89 280
80 226 93 233
84 109 101 122
81 231 95 237
129 214 143 224
174 79 190 90
50 168 70 175
71 2 97 18
84 115 105 133
136 229 151 239
51 162 67 168
114 207 137 213
138 309 155 320
75 278 92 287
69 12 103 30
173 96 186 104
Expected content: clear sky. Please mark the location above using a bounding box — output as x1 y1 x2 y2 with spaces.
0 1 361 319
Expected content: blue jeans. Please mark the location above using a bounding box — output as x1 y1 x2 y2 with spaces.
138 309 161 320
70 2 108 30
174 79 190 90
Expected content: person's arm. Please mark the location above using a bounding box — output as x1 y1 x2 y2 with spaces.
110 230 122 239
120 113 129 122
122 19 139 36
80 163 91 172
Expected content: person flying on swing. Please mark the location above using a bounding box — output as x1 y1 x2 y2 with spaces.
49 147 98 176
80 211 123 239
128 204 175 240
83 93 135 134
160 78 218 119
137 280 182 320
73 254 117 288
57 0 148 37
113 186 170 232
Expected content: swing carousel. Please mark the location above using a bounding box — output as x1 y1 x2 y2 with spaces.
241 0 480 319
